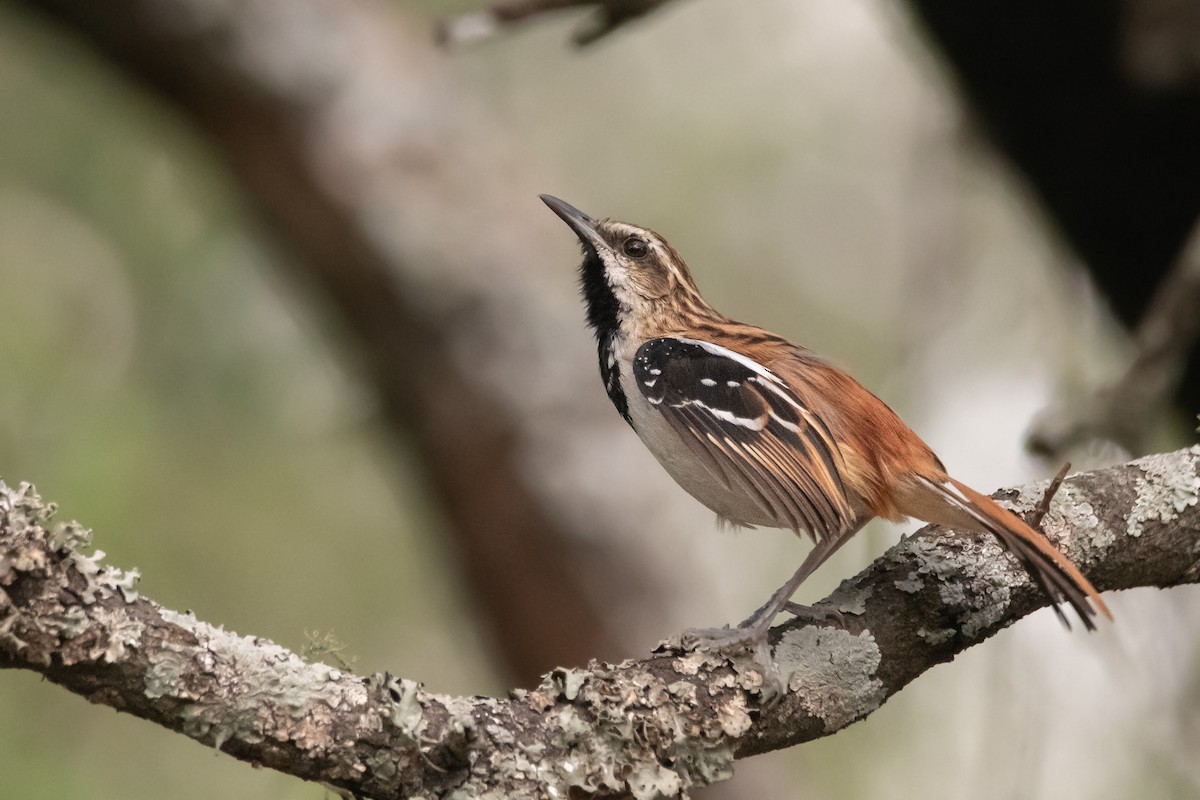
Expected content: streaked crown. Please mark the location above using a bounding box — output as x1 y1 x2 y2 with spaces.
540 195 711 341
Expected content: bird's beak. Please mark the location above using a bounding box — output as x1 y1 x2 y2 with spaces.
540 194 608 251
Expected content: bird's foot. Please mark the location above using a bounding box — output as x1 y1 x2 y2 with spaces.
675 623 781 696
678 622 770 653
674 599 844 654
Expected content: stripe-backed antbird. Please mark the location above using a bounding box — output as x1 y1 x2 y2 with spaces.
541 194 1110 646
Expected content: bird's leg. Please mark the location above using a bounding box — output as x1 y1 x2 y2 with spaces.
682 537 840 650
736 537 839 629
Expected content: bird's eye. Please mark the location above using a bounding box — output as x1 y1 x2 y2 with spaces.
623 237 649 259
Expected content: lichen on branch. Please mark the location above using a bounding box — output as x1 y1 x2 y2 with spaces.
2 447 1199 798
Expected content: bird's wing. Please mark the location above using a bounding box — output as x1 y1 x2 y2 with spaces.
633 336 856 540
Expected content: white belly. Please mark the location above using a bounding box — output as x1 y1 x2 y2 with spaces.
616 348 780 529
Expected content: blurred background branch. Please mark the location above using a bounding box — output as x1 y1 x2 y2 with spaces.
437 0 674 47
907 0 1200 455
1031 220 1200 457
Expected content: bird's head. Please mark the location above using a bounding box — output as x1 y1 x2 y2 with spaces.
541 194 708 340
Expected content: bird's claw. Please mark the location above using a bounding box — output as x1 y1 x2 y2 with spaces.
678 624 767 652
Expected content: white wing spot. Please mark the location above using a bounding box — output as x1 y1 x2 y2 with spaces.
649 368 662 376
769 411 801 433
692 400 765 430
700 378 717 387
727 381 740 388
643 378 657 387
758 380 804 411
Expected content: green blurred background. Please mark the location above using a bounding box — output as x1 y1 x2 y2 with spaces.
1 1 1195 798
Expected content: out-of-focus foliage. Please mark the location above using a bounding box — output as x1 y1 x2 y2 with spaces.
0 5 497 799
1 0 1195 799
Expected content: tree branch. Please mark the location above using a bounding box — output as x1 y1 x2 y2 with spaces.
4 448 1198 798
437 0 675 48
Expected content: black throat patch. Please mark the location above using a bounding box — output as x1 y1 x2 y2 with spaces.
578 247 620 342
578 247 630 424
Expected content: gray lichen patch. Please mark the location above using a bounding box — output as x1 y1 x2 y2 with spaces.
1127 447 1200 538
898 534 960 583
0 481 142 665
895 533 1014 639
150 607 370 759
715 697 753 737
0 481 57 534
670 650 709 677
627 762 683 800
144 637 193 700
1050 483 1110 554
18 605 89 666
68 548 141 604
947 540 1015 638
916 626 956 645
548 666 588 701
826 582 873 615
774 627 885 732
0 481 54 580
508 657 742 798
995 477 1116 562
50 520 92 552
382 676 426 739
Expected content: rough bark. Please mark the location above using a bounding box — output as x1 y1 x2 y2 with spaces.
3 447 1198 798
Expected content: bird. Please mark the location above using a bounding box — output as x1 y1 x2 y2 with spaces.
540 193 1111 644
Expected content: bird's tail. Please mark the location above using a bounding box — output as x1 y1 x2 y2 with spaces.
915 475 1111 630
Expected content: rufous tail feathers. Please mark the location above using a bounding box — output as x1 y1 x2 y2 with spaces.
914 474 1111 630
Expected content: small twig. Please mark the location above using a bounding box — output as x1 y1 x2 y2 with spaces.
436 0 674 48
1029 461 1071 529
1029 217 1200 458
